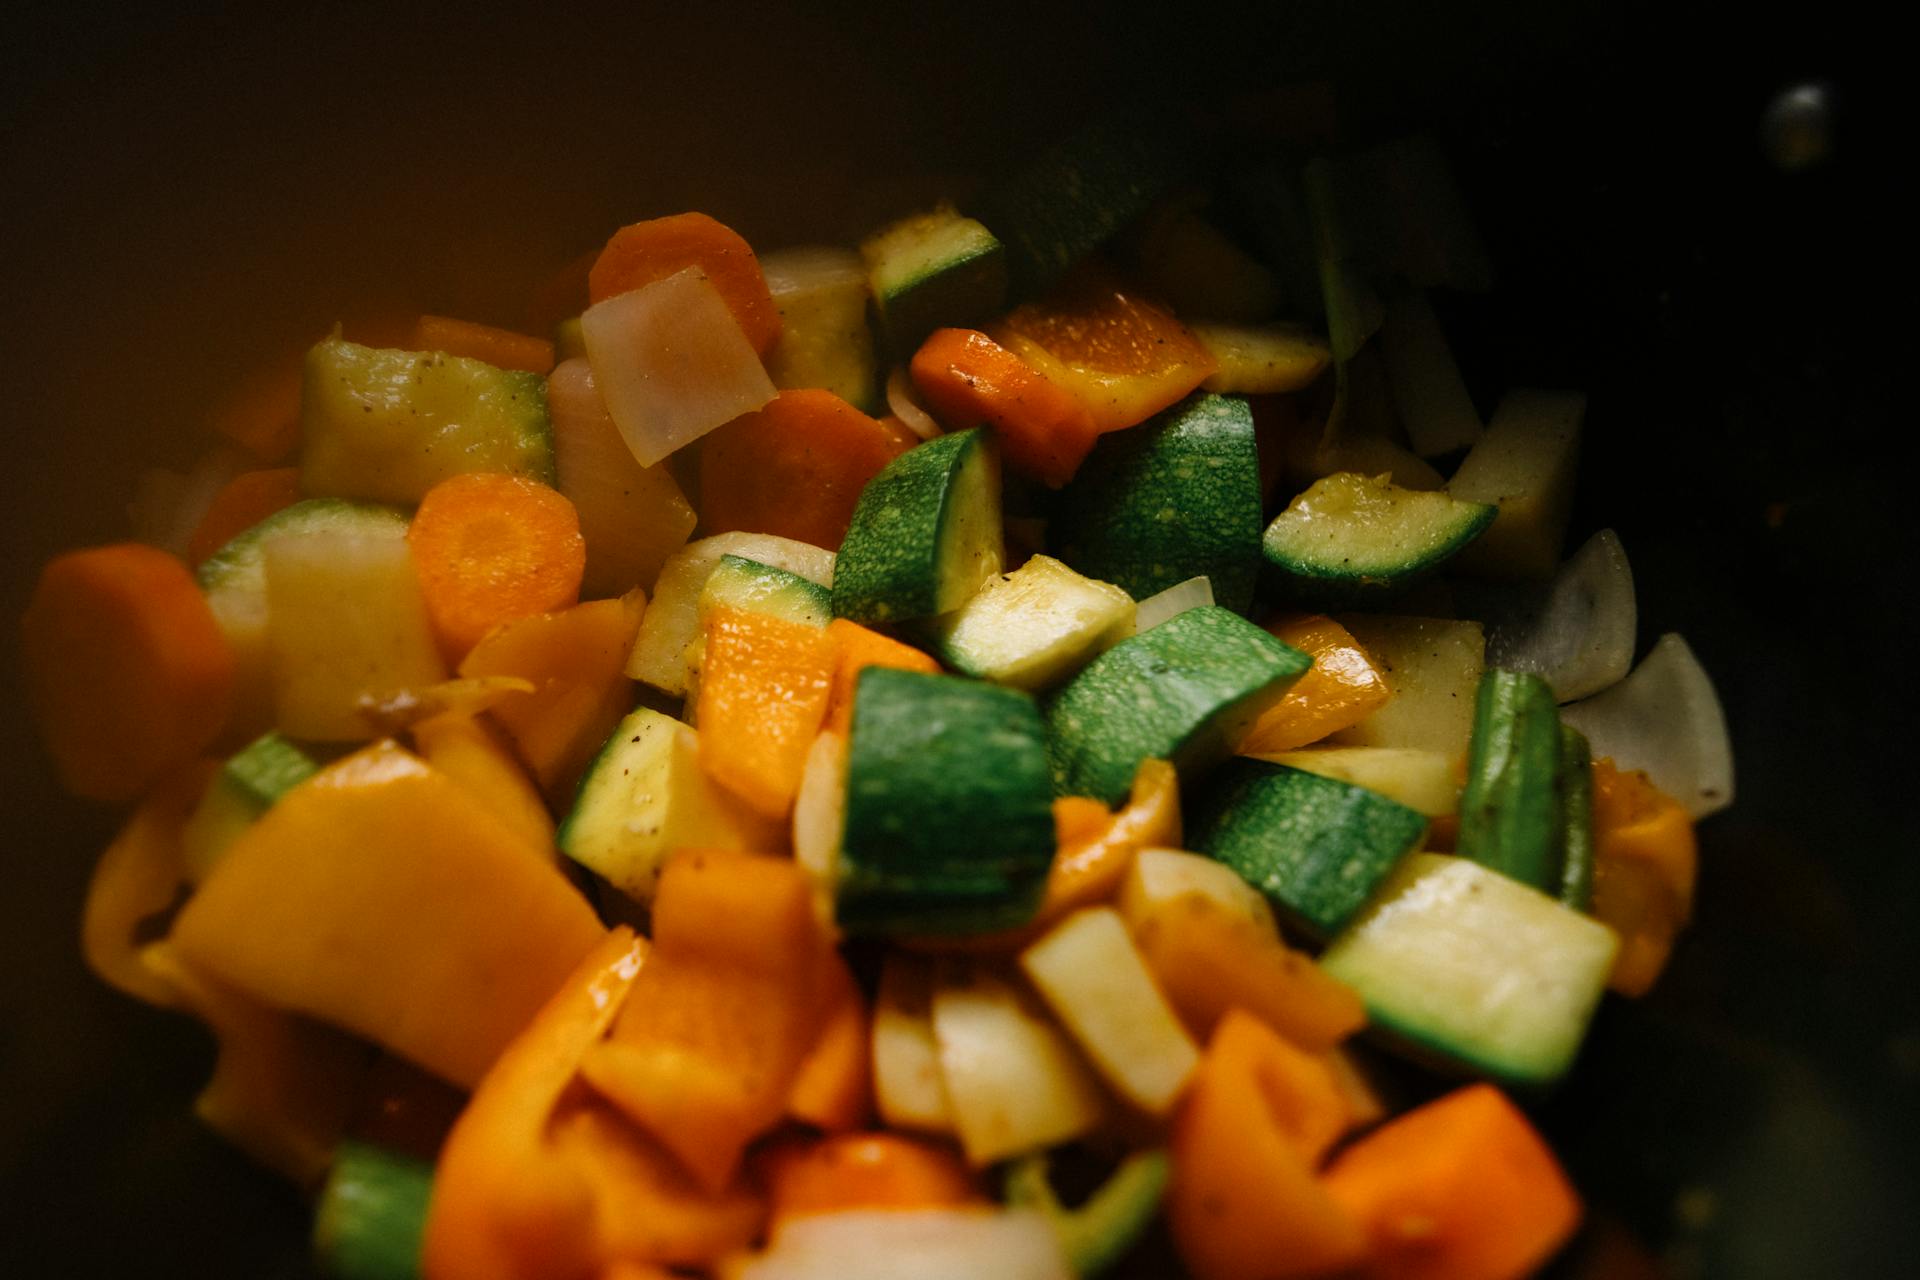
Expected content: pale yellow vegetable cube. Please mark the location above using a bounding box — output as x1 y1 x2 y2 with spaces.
1447 389 1585 578
1329 616 1485 764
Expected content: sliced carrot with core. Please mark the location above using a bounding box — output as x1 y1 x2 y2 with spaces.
1323 1082 1582 1280
908 328 1100 487
459 592 644 806
761 1132 981 1225
408 314 556 375
410 472 587 662
989 264 1218 435
1239 614 1393 755
695 607 838 819
1168 1010 1367 1280
823 618 941 735
588 212 780 356
23 543 236 803
700 389 914 549
187 467 303 567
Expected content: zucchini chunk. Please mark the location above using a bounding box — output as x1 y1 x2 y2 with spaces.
860 204 1008 357
762 246 881 411
929 554 1134 692
698 554 833 630
1261 471 1495 600
1257 746 1460 818
831 428 1003 625
1050 392 1263 614
1189 759 1427 939
1045 605 1310 806
838 668 1054 935
1004 1148 1170 1278
313 1140 435 1280
1328 615 1486 763
300 336 554 504
1319 853 1618 1086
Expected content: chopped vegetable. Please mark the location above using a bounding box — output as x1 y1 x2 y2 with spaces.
588 211 781 355
1262 471 1496 600
1588 759 1698 995
909 327 1101 488
761 246 881 410
408 472 585 661
762 1132 980 1224
313 1140 437 1280
1237 613 1393 755
1559 632 1735 818
407 314 556 375
694 606 838 819
626 532 833 696
1446 389 1585 579
928 554 1134 692
862 205 1008 356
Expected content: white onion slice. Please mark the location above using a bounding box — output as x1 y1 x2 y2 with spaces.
582 267 776 467
887 366 943 440
1559 632 1735 818
1128 576 1214 636
726 1208 1071 1280
1464 528 1637 702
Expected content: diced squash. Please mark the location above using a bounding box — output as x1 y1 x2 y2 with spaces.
1447 390 1584 579
1329 615 1486 764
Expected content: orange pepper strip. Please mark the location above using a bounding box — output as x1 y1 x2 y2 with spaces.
1168 1010 1367 1280
785 948 873 1132
908 328 1101 488
1589 759 1699 997
79 760 210 1009
423 929 766 1280
580 852 833 1193
695 608 840 819
1323 1083 1582 1280
760 1131 982 1227
1132 894 1368 1053
822 619 941 736
1238 614 1393 755
988 264 1218 435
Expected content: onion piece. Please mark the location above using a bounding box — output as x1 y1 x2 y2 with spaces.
1128 576 1214 636
582 267 776 467
887 366 944 440
726 1208 1071 1280
1559 632 1735 819
1460 528 1636 702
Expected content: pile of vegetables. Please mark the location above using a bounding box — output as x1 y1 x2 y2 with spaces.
21 110 1734 1280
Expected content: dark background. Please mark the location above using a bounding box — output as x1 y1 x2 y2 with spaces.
1 2 1906 1276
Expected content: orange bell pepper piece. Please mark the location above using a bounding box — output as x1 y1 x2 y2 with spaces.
1238 614 1393 755
423 929 767 1280
80 760 210 1009
1323 1083 1582 1280
760 1131 982 1227
695 607 839 819
908 328 1102 487
580 851 834 1192
785 948 873 1132
822 618 941 735
1168 1010 1368 1280
1589 759 1698 996
989 264 1218 435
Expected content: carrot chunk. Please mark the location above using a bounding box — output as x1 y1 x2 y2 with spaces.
408 314 556 375
909 328 1100 487
588 212 781 356
700 389 913 549
23 544 236 802
409 472 587 662
1323 1082 1583 1280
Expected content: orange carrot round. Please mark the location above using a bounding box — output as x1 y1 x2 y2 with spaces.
22 543 236 803
761 1132 982 1223
187 467 304 566
408 315 556 375
588 212 781 356
408 472 586 661
700 390 913 550
909 328 1100 488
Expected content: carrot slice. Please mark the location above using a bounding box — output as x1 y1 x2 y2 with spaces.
695 608 838 819
785 949 873 1131
459 593 644 805
410 472 587 662
1589 759 1698 996
761 1132 981 1224
23 543 236 803
1323 1082 1583 1280
581 851 832 1192
700 389 913 549
1238 614 1393 754
1168 1010 1367 1280
588 212 780 356
823 618 941 735
989 265 1218 434
187 468 304 567
408 314 556 375
908 328 1100 487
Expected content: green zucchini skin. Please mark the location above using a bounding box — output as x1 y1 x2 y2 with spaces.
312 1141 434 1280
1003 1148 1169 1277
1049 392 1263 615
838 668 1054 936
1260 471 1496 603
224 732 321 808
700 554 833 628
1455 670 1566 893
861 205 1008 358
1044 605 1309 806
1188 759 1428 938
1556 724 1596 911
830 429 1002 625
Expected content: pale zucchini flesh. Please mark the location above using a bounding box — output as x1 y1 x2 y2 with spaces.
861 204 1008 354
1329 615 1486 763
1319 853 1618 1085
1263 471 1495 596
872 953 957 1134
762 245 881 410
1257 746 1460 817
1446 389 1585 579
698 554 833 629
1193 321 1331 394
929 554 1134 691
